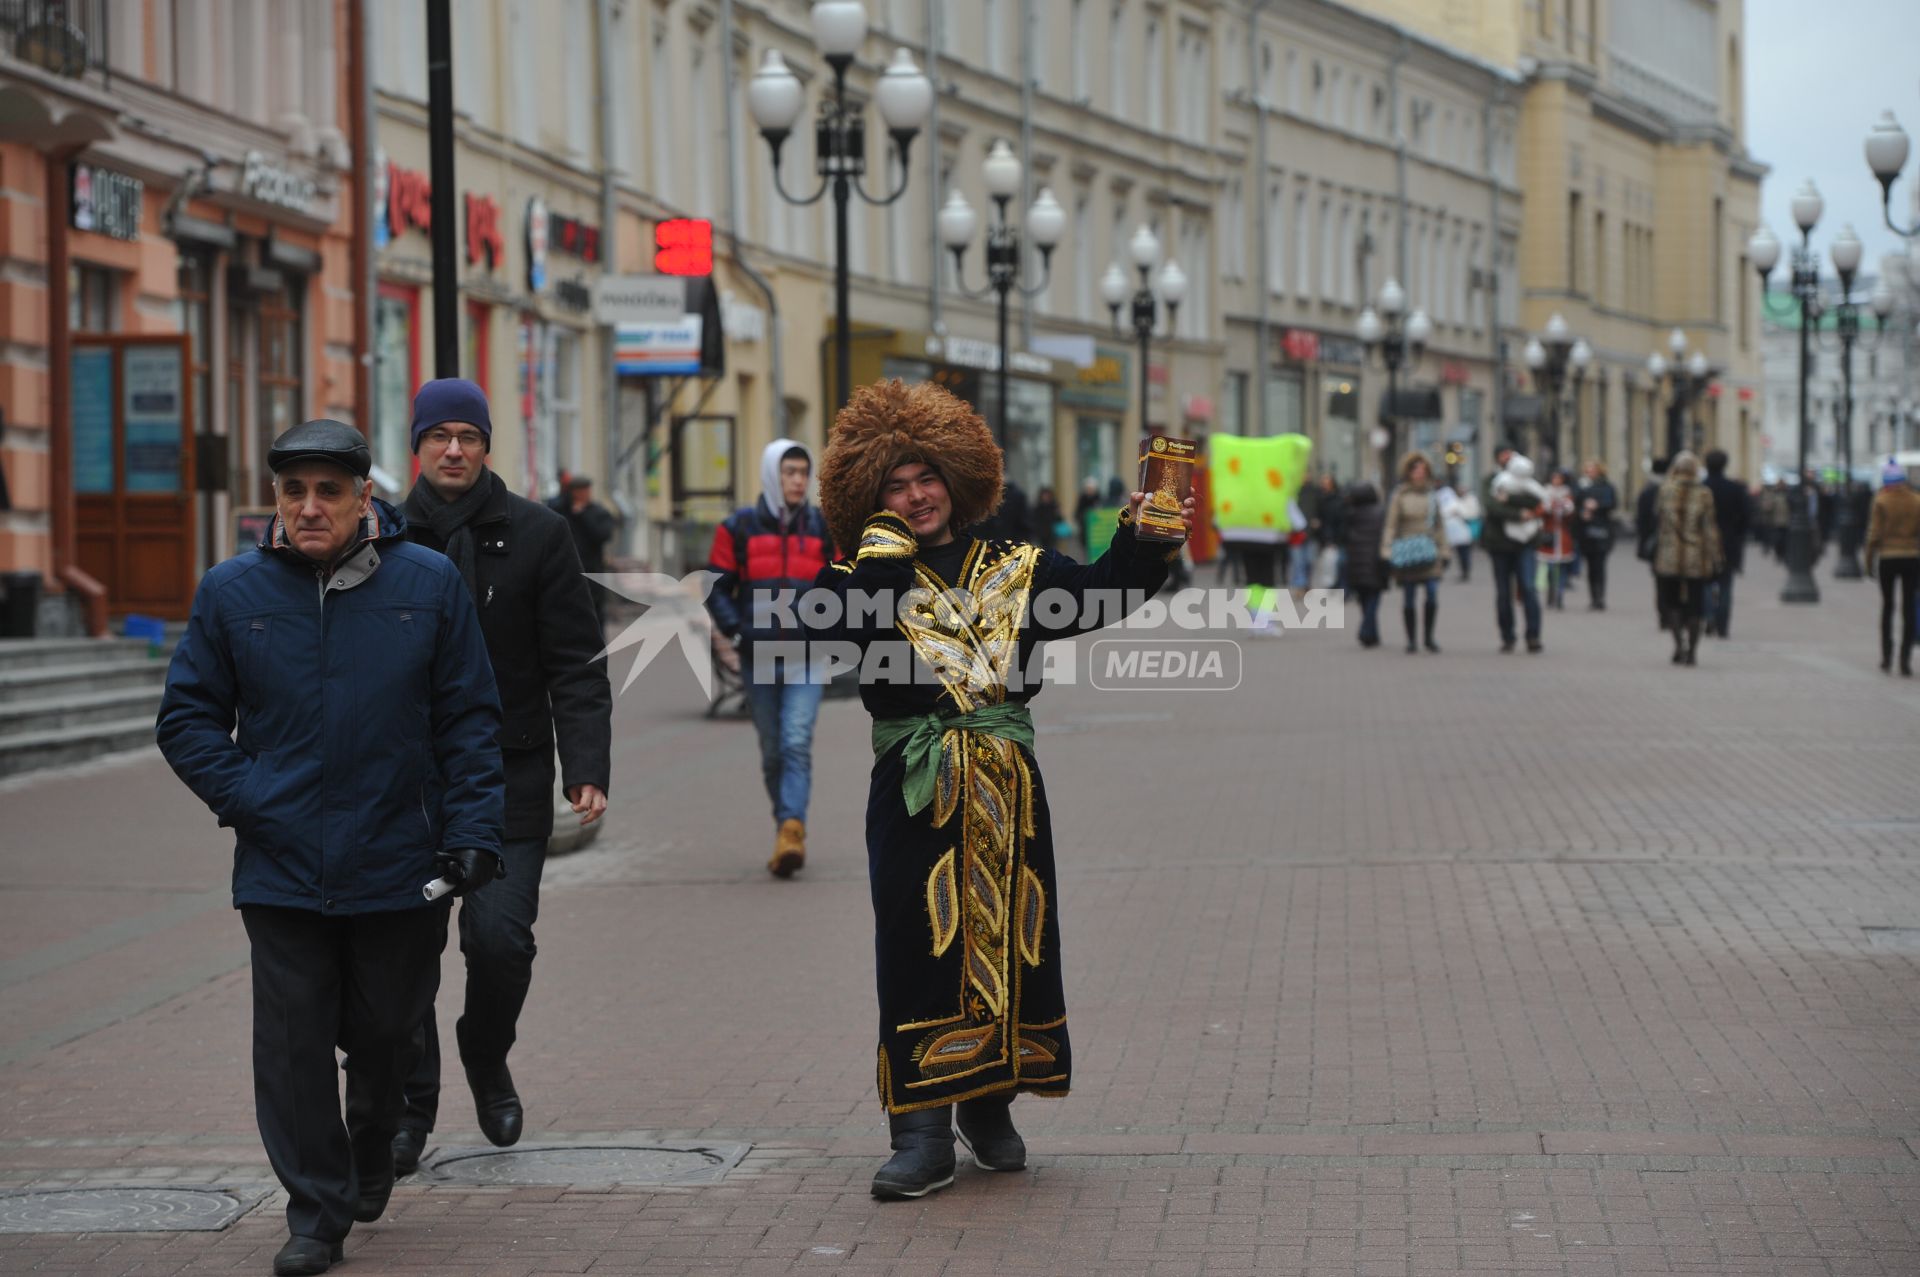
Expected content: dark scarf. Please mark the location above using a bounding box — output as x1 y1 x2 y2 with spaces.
403 469 498 598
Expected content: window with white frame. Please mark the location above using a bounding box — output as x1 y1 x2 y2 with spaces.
1293 189 1309 298
1071 0 1089 99
563 0 591 158
549 326 582 478
984 0 1004 73
1108 1 1127 120
650 25 675 205
1316 196 1331 299
1145 15 1164 132
509 0 535 143
1266 181 1285 295
1031 1 1048 87
1223 178 1245 281
1074 192 1094 320
1285 49 1300 113
1338 203 1354 305
691 34 716 215
1330 67 1344 129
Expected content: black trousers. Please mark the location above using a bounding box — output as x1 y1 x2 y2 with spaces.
402 836 546 1133
1879 558 1919 662
242 905 448 1243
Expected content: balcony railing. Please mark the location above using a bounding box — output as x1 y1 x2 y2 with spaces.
1 0 108 81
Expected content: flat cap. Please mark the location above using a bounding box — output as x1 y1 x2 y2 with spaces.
267 419 372 477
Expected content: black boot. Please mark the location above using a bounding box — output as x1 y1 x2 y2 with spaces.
272 1236 344 1277
1684 618 1701 666
466 1060 523 1147
351 1133 395 1222
1422 597 1439 653
955 1094 1026 1171
392 1126 427 1177
1403 605 1418 653
871 1106 956 1199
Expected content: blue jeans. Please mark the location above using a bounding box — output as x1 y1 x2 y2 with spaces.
1706 568 1734 636
1489 547 1541 645
1356 586 1382 644
745 679 824 824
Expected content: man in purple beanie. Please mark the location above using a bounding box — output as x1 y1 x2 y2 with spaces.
392 378 613 1172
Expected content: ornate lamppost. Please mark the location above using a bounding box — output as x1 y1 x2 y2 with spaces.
1101 226 1187 436
1522 313 1591 473
1645 328 1716 461
1355 279 1432 482
938 140 1066 451
747 1 932 412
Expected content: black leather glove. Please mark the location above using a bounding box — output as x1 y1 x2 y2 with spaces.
435 848 506 898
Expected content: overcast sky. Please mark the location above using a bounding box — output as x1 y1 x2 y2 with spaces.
1746 0 1920 280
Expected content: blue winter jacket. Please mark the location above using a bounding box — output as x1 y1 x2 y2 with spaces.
157 499 505 915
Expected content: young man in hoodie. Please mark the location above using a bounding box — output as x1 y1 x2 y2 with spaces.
707 439 835 876
391 378 613 1176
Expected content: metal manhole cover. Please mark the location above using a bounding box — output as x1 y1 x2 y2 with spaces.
0 1186 269 1234
424 1141 749 1186
1864 927 1920 953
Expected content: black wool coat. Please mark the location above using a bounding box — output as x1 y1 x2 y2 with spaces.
406 471 613 840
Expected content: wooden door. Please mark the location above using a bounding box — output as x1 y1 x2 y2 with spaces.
71 336 197 620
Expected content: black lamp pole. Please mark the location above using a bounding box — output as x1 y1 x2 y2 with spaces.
426 0 458 377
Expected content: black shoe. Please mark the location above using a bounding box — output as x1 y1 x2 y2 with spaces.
273 1236 344 1276
392 1127 427 1177
1499 640 1516 654
1405 640 1417 653
1526 639 1543 655
1423 641 1440 654
871 1107 956 1199
350 1125 395 1222
466 1061 523 1148
955 1095 1026 1172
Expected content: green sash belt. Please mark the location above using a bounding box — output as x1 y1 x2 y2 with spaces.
872 701 1036 817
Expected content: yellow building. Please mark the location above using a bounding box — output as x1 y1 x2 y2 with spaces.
1344 0 1768 483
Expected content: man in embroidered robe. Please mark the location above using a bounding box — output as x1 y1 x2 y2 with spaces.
809 380 1192 1199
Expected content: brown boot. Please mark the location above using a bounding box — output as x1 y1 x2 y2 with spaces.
769 819 806 878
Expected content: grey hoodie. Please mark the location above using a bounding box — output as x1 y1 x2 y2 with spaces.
760 437 812 529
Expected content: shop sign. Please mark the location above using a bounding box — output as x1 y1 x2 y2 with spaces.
465 194 503 269
1441 359 1471 386
1318 335 1366 367
939 335 1053 376
616 317 705 376
594 274 686 327
240 150 316 213
1183 394 1215 423
525 197 549 291
555 277 592 314
1279 329 1319 363
655 218 713 276
1059 345 1130 412
378 157 432 247
71 163 142 241
552 211 601 263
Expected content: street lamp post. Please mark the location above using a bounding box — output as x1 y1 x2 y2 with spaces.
1747 180 1828 604
1356 279 1432 483
1865 110 1920 239
1102 226 1186 439
1522 313 1590 472
747 2 932 413
1821 226 1897 579
939 140 1066 452
1644 328 1716 462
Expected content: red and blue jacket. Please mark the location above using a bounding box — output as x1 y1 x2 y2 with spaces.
706 499 834 650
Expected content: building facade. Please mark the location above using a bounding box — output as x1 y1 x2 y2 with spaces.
1 0 359 631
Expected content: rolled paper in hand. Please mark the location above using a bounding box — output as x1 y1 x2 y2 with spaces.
423 876 457 902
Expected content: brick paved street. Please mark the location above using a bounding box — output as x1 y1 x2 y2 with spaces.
2 553 1917 1276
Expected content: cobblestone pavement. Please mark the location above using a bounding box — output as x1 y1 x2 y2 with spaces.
2 552 1916 1275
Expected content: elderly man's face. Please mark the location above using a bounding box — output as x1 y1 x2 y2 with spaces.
276 462 372 562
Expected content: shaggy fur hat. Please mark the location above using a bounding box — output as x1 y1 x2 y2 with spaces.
818 379 1004 554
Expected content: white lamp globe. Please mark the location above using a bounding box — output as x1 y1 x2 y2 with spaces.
1158 259 1189 306
1026 187 1066 250
1668 327 1688 357
1129 224 1161 270
982 139 1022 200
811 0 868 59
1406 309 1433 347
1831 224 1864 280
1356 308 1384 345
747 50 805 134
1524 337 1547 370
1865 111 1911 183
1790 179 1823 234
1544 312 1571 344
938 190 978 250
1748 226 1781 275
1687 352 1710 380
1100 263 1130 308
1871 280 1896 319
1647 352 1668 380
1377 277 1406 318
875 49 933 131
1570 338 1593 370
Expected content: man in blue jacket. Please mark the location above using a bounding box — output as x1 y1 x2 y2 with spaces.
157 420 505 1277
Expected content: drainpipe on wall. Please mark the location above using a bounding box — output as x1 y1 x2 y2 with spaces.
1017 0 1035 353
720 0 787 441
1483 85 1506 464
594 0 625 551
1390 34 1409 282
925 0 943 340
1250 0 1274 436
351 0 372 442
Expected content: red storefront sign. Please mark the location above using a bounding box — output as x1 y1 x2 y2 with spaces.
387 162 432 236
464 194 503 269
655 218 714 275
1280 329 1320 363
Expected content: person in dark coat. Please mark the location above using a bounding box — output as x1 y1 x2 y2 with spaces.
1481 445 1544 653
1343 481 1386 647
1700 449 1750 638
1032 486 1064 553
1575 459 1618 609
395 380 613 1176
1635 456 1669 628
157 420 505 1277
973 476 1033 542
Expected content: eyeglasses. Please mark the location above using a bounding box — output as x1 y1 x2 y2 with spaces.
423 429 487 450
